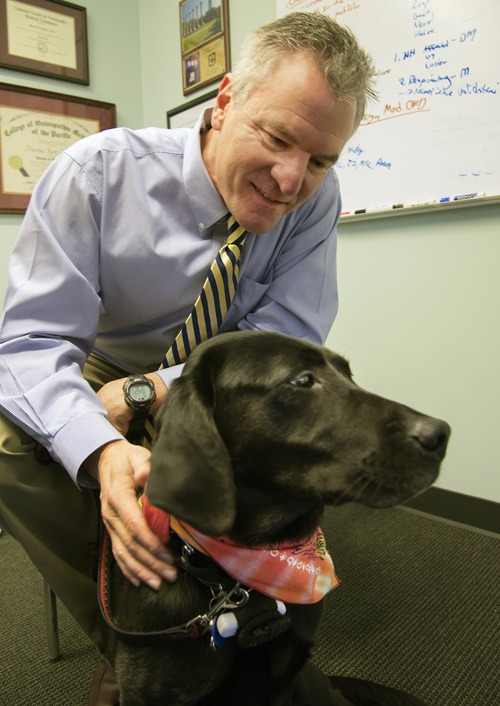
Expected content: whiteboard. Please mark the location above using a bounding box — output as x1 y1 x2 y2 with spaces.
276 0 500 215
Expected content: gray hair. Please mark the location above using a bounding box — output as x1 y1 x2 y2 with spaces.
231 12 377 130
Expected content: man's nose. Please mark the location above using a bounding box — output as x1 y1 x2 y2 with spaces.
270 151 309 197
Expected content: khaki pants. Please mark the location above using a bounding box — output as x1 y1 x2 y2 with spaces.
0 352 129 653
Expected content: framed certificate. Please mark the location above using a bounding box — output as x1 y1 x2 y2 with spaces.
0 82 116 213
179 0 230 96
0 0 89 84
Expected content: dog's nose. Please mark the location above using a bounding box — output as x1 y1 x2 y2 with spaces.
411 418 451 456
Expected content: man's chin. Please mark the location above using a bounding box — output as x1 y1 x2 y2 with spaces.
236 207 286 235
228 188 292 234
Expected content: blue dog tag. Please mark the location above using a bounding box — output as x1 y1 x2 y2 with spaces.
210 618 226 649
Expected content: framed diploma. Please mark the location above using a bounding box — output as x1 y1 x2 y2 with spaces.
179 0 230 96
0 0 89 84
0 82 116 213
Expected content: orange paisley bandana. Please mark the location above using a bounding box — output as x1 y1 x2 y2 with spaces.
141 495 340 605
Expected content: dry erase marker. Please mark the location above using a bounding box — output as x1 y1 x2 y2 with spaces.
354 208 366 214
366 205 391 212
341 211 351 215
403 200 437 207
392 204 404 209
439 197 451 203
453 192 485 201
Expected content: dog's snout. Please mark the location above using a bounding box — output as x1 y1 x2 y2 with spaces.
411 418 450 456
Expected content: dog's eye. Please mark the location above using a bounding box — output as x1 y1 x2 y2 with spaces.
288 373 317 388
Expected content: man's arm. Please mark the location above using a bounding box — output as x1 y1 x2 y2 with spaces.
0 149 179 589
85 372 178 589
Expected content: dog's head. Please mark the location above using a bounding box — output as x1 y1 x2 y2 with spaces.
148 331 450 544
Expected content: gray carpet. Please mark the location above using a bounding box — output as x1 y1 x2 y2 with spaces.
314 505 500 705
1 505 499 705
0 530 99 706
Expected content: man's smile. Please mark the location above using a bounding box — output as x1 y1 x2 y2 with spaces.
252 183 288 205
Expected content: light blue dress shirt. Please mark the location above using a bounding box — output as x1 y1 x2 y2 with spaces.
0 112 341 483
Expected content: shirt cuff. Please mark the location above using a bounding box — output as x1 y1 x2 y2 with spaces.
52 412 124 485
154 364 185 388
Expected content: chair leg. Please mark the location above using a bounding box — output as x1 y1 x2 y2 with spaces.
43 580 60 662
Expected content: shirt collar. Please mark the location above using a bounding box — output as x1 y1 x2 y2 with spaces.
184 108 228 234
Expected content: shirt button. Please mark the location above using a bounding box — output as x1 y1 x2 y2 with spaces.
199 222 205 230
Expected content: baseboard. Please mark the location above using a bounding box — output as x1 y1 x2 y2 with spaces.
403 487 500 535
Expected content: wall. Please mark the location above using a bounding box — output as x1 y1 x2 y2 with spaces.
138 0 276 127
327 204 500 502
0 0 144 127
0 0 144 306
0 0 498 503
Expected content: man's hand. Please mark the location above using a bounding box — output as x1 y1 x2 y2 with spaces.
86 439 178 589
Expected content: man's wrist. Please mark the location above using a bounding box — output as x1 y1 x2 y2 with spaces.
145 373 167 415
84 438 128 483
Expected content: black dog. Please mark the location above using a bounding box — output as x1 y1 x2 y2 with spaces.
104 330 450 706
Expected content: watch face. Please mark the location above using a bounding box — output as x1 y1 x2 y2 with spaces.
129 383 152 402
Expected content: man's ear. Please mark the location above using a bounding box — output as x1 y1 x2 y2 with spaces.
211 73 233 131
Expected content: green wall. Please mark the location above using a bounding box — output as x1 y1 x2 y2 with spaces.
0 0 498 503
327 204 500 503
0 0 144 305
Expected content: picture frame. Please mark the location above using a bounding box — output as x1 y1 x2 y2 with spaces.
0 82 116 213
0 0 89 84
166 87 218 129
179 0 230 96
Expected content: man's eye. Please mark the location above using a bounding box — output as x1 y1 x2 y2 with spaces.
310 158 327 172
263 130 288 147
268 133 288 148
288 372 317 388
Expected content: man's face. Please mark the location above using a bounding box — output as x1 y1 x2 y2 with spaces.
202 53 357 234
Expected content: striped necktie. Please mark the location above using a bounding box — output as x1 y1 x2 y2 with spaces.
142 215 247 448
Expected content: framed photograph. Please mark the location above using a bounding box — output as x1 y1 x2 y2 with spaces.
179 0 230 96
0 82 116 213
0 0 89 84
166 87 218 129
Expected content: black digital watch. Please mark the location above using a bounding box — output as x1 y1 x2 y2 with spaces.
123 374 156 428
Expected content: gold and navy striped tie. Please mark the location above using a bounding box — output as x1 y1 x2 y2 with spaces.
142 215 247 448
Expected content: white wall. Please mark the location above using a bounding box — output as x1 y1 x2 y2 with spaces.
0 0 498 503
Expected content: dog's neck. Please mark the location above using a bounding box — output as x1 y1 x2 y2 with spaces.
141 495 339 605
229 487 324 546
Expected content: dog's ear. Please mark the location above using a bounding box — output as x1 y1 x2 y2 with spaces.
146 369 236 537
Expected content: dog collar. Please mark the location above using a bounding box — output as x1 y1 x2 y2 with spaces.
141 494 340 604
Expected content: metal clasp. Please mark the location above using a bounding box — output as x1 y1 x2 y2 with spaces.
177 540 195 568
186 583 250 636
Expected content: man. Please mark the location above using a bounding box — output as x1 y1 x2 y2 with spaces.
0 9 375 693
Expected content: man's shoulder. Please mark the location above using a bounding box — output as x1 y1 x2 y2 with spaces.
273 167 341 239
65 126 190 164
322 166 340 193
295 167 340 215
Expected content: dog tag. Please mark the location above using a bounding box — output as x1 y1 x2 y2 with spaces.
210 618 226 649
